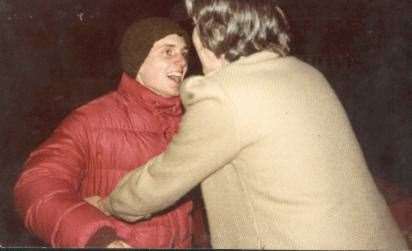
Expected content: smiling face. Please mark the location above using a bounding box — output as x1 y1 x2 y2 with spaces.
136 34 189 97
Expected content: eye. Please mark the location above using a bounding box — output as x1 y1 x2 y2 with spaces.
164 49 173 56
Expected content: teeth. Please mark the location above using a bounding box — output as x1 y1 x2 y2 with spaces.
168 75 181 82
168 72 182 77
167 72 183 83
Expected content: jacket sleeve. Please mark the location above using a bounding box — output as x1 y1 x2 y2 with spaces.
14 111 117 247
104 76 241 222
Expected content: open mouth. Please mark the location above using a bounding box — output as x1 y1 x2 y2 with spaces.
167 72 183 83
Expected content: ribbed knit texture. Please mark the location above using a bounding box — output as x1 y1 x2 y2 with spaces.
105 52 407 249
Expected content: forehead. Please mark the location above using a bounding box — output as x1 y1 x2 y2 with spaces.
152 34 187 49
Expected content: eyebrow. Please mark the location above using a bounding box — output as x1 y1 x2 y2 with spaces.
158 44 188 50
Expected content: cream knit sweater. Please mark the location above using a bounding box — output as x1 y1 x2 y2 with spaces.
104 52 407 249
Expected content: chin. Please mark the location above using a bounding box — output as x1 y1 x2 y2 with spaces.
166 86 180 97
165 92 179 97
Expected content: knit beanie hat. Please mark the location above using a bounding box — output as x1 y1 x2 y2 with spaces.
120 17 190 78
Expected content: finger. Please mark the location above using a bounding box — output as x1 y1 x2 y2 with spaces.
107 240 131 248
106 241 123 248
98 198 112 216
84 196 101 206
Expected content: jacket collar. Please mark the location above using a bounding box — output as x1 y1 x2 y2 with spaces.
236 51 281 65
118 73 182 116
205 51 283 77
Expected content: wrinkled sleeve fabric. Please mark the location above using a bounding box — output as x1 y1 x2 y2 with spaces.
104 76 240 222
14 112 116 247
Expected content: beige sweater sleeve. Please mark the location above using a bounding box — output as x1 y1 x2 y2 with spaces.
104 76 240 222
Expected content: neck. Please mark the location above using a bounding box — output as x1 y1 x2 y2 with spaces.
204 57 229 75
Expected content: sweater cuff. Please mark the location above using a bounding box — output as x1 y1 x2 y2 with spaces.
85 226 121 247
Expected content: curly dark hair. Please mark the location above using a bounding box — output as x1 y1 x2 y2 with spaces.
185 0 291 62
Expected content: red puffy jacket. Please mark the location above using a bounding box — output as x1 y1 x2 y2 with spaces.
14 73 192 248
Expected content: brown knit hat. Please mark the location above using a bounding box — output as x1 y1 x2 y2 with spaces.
120 17 190 78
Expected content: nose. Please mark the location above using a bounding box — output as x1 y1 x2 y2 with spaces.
173 53 188 69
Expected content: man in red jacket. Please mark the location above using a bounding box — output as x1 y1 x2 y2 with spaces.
14 17 194 248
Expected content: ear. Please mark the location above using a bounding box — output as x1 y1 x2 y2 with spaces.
219 53 226 60
218 54 229 66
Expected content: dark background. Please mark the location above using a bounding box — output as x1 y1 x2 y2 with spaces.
0 0 411 247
